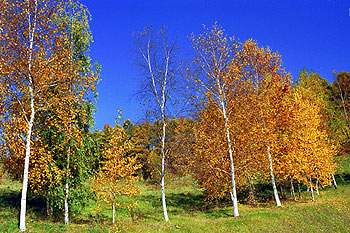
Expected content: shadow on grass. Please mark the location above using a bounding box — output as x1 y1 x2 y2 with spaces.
0 187 54 221
0 188 20 209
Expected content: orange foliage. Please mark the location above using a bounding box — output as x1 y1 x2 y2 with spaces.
91 126 141 213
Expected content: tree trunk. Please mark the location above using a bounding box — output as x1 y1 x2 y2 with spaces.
112 203 115 224
332 174 338 189
64 146 70 225
283 184 287 197
221 98 239 217
20 92 35 232
267 144 281 206
315 179 320 195
309 177 315 202
290 178 296 201
46 197 53 217
280 184 284 199
20 3 37 231
298 182 301 199
160 117 169 222
336 79 350 130
306 184 309 192
260 110 281 206
46 198 50 216
247 172 256 205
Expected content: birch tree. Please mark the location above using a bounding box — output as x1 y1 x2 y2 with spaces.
189 23 240 217
237 39 291 206
59 0 97 225
334 71 350 131
0 0 97 230
134 26 182 222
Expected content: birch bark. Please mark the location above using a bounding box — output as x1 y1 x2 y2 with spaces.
266 140 281 206
136 29 172 222
160 111 169 222
315 178 320 195
64 146 70 225
309 177 315 201
332 174 338 189
112 204 115 224
336 79 350 130
290 178 296 201
220 98 239 216
20 1 37 230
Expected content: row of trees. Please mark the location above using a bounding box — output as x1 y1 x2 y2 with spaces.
0 0 349 229
131 23 348 221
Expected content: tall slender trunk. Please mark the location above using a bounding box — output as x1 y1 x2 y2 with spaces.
220 98 239 217
64 146 70 225
298 182 301 199
255 74 281 206
332 174 338 189
260 110 281 206
306 184 309 192
290 178 296 201
20 2 37 230
161 114 169 222
20 103 35 232
315 178 320 195
336 80 350 130
112 203 115 224
309 177 315 202
267 144 281 206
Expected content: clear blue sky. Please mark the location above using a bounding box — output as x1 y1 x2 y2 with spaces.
83 0 350 130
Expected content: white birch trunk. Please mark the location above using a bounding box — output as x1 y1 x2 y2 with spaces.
259 104 281 206
332 174 338 189
20 2 37 230
267 144 281 206
161 116 169 222
142 33 170 222
19 102 35 232
290 178 296 201
220 98 239 217
112 204 115 224
315 179 320 195
309 177 315 201
306 184 309 192
297 182 302 199
336 80 350 130
64 146 70 225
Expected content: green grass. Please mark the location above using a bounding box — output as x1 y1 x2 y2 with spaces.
0 177 349 232
1 163 350 233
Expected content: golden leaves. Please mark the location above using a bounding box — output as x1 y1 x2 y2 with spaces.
91 126 141 211
188 23 336 199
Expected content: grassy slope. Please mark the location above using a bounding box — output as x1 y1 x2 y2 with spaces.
0 157 349 232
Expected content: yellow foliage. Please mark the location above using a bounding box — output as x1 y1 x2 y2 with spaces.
91 126 141 211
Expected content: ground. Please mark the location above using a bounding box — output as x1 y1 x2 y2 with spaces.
0 157 349 232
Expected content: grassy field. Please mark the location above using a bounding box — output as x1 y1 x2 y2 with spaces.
1 159 350 232
0 177 349 232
